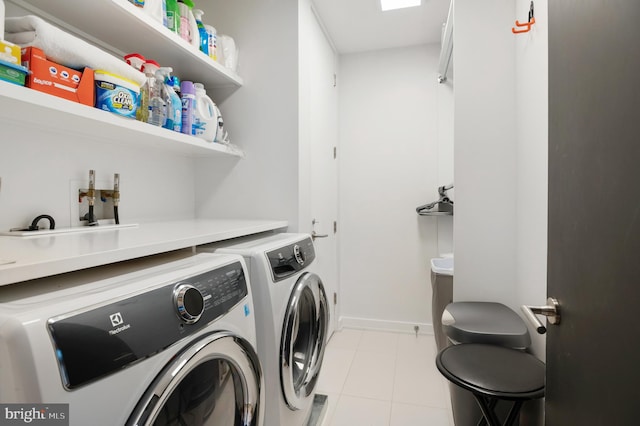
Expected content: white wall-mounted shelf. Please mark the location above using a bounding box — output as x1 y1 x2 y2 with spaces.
9 0 242 91
0 80 244 158
0 219 288 286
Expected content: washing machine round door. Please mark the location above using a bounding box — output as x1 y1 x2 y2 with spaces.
280 272 329 410
128 332 262 426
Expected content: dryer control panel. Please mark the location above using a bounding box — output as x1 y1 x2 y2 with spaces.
47 261 248 390
266 237 315 282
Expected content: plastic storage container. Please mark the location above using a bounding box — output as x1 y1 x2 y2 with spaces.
441 302 531 426
430 256 454 352
94 70 140 119
0 59 28 86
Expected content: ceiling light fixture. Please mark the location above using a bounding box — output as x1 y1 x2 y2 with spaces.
380 0 422 12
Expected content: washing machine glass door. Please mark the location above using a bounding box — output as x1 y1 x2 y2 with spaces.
280 272 329 410
128 332 262 426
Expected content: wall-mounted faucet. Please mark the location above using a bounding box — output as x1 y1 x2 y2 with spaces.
78 171 121 225
86 170 98 226
113 174 120 225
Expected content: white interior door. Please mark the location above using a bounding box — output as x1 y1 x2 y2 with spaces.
308 7 339 338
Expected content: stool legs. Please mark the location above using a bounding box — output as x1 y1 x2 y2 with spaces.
504 400 523 426
474 395 502 426
476 398 497 426
473 395 523 426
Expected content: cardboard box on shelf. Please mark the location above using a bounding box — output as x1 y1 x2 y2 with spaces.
0 58 28 86
21 46 94 106
0 40 21 65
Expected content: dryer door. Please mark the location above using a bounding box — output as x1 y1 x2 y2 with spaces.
128 332 263 426
280 272 329 410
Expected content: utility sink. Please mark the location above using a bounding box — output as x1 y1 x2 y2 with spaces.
430 256 454 276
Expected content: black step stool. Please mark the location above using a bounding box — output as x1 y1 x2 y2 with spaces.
436 343 545 426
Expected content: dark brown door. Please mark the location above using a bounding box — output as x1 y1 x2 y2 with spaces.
547 0 640 424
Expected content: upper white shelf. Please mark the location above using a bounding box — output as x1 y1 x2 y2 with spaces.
8 0 243 91
0 80 245 158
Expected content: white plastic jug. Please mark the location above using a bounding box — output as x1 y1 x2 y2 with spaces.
192 83 218 142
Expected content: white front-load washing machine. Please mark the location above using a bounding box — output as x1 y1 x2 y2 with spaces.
0 251 264 426
199 233 328 426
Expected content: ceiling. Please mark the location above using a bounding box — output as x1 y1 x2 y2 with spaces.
311 0 451 54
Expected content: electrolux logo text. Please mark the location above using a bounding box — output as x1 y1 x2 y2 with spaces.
0 404 68 425
108 312 131 336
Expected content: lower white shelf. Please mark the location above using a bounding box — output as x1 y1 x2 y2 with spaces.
0 80 244 158
0 219 288 286
0 223 138 237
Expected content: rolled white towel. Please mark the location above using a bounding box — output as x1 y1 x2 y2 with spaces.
5 15 145 86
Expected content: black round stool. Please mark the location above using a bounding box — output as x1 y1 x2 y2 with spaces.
436 343 545 426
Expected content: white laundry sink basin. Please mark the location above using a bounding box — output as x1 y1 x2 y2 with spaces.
430 257 454 276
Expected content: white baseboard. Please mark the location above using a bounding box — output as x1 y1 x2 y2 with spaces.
338 316 434 336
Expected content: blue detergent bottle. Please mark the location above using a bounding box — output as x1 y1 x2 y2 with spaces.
192 9 209 56
155 67 179 132
163 71 182 133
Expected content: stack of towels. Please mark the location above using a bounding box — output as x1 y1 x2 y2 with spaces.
4 15 145 86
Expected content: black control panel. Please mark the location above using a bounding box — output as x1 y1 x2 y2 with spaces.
48 261 248 389
266 237 315 282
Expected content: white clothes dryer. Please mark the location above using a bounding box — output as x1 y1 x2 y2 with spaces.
199 233 328 426
0 252 264 426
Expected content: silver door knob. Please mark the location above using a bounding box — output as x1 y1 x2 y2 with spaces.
521 297 560 334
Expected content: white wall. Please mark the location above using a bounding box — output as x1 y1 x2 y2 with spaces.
338 44 446 332
436 79 454 255
0 3 195 232
453 0 548 354
0 123 196 231
515 0 548 359
194 0 301 231
453 1 548 421
453 0 518 306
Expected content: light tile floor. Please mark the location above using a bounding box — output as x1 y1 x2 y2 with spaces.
317 328 454 426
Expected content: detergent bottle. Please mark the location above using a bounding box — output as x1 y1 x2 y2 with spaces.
137 59 160 123
177 0 199 48
192 9 209 56
148 68 167 127
165 0 180 34
180 80 196 135
143 0 167 27
204 24 217 61
158 67 182 132
156 67 182 132
192 83 217 142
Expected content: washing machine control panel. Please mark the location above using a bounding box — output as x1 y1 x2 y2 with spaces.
47 261 248 389
266 237 315 282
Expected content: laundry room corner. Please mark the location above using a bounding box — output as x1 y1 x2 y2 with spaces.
337 43 453 335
